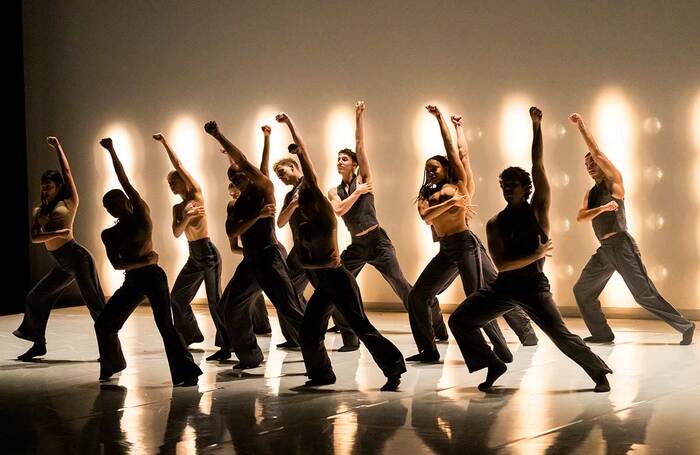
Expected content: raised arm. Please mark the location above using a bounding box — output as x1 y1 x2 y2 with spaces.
204 121 263 179
276 113 320 189
568 113 624 195
450 115 475 197
100 138 143 205
529 107 550 234
426 105 467 194
486 218 552 272
48 137 78 207
355 101 372 184
152 133 202 194
259 125 271 177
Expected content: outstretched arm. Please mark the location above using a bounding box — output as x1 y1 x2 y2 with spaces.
259 125 271 177
355 101 372 184
450 115 475 197
569 113 625 197
426 105 467 195
204 121 264 179
529 107 550 234
100 138 143 205
153 133 202 194
48 137 79 207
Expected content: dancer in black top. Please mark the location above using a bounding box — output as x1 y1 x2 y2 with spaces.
405 105 514 363
327 101 450 350
569 112 694 345
204 121 305 368
15 137 112 362
277 112 406 391
448 107 612 392
94 138 202 385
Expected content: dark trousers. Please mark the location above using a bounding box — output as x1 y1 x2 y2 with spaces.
574 232 693 338
250 245 311 339
334 227 448 346
16 241 111 347
170 238 223 345
300 266 407 381
449 272 611 379
407 231 511 354
94 264 202 383
440 233 536 343
218 244 305 365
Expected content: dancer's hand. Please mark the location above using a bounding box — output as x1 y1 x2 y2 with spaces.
152 133 165 142
288 143 300 155
602 200 619 212
184 204 205 220
529 106 543 125
356 182 373 195
450 115 463 127
356 100 365 116
46 136 59 147
99 138 114 151
258 204 276 219
204 121 220 136
536 236 553 258
568 113 583 125
425 105 441 117
275 113 290 124
261 125 271 136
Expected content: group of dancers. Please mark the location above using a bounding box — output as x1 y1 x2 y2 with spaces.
15 102 695 393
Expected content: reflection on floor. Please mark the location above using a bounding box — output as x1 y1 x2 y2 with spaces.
1 306 698 454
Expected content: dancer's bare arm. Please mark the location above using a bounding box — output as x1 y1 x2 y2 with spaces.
529 107 550 236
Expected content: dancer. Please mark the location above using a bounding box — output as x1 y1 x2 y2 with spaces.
448 107 612 392
14 137 112 362
277 111 406 391
432 114 538 346
569 112 695 345
327 101 449 349
152 133 223 347
94 138 202 385
204 120 304 368
405 105 513 363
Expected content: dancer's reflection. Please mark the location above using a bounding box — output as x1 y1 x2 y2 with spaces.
79 385 131 454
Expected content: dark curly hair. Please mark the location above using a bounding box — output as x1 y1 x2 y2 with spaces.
417 155 455 201
499 166 533 200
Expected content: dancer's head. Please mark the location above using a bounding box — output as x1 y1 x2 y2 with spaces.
40 170 67 207
102 189 131 218
336 148 358 177
274 155 302 186
227 165 251 193
167 171 188 197
584 153 604 182
499 167 532 204
417 155 453 200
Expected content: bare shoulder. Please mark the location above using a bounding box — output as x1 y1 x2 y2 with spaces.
327 186 338 199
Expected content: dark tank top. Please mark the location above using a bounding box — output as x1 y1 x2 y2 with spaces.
496 202 547 277
337 175 379 236
588 182 627 241
236 187 277 254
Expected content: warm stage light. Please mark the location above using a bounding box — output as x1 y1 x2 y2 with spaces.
96 123 138 295
593 88 638 308
168 116 205 299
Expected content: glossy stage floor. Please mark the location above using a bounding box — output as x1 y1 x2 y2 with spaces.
1 306 698 454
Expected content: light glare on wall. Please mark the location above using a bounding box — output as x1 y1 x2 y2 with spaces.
593 88 638 309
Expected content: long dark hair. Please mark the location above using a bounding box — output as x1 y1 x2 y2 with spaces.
39 170 69 215
417 155 454 201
